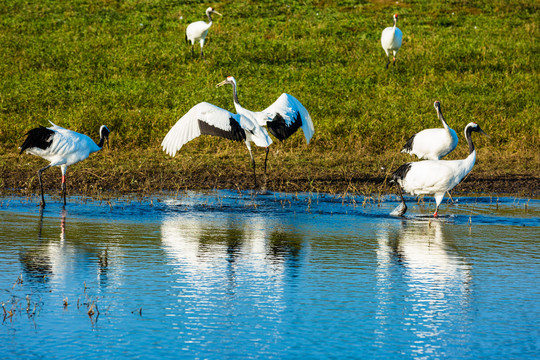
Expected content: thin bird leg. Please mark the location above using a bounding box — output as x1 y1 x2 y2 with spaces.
191 45 194 57
247 146 257 189
37 165 51 208
61 166 67 207
392 56 397 66
385 58 390 69
434 205 439 218
390 184 407 216
263 147 269 190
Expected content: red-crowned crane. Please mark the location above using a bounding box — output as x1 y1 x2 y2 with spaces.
19 121 110 207
390 122 488 217
185 7 222 61
215 76 314 175
161 102 272 188
401 101 459 160
381 14 403 69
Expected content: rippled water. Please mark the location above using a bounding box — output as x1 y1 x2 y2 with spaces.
0 191 538 359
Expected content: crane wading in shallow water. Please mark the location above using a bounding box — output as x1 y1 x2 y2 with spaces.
390 122 488 217
161 102 272 188
19 122 110 207
216 76 315 182
185 7 222 61
381 14 403 69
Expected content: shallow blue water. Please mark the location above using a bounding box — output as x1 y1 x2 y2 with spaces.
0 191 539 359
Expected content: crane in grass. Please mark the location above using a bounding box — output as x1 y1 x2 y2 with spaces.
381 14 403 69
401 101 459 161
19 121 110 207
161 102 272 188
216 76 314 176
390 122 488 217
185 7 222 61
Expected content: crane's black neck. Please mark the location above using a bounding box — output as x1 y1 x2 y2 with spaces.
231 82 240 106
97 126 109 148
97 136 106 148
465 126 476 154
207 12 213 23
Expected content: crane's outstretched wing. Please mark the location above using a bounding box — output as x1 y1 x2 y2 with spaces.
161 102 246 157
259 93 314 144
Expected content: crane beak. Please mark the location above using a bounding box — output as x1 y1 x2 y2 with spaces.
477 127 490 138
212 10 222 16
216 79 228 88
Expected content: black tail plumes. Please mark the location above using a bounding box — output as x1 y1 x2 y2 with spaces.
401 134 415 153
19 127 54 154
390 162 412 183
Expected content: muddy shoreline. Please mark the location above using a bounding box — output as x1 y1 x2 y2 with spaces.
2 166 538 199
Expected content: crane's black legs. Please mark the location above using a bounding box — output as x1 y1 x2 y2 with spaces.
37 165 51 207
385 58 390 69
191 45 194 57
390 184 407 216
262 147 269 190
392 56 397 67
61 175 67 207
250 156 257 189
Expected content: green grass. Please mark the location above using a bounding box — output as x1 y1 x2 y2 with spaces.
0 0 538 194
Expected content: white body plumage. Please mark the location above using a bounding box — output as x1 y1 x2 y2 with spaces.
402 101 458 160
25 122 104 168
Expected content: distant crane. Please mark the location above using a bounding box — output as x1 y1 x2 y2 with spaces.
161 102 272 188
401 101 458 160
390 122 488 217
19 121 110 207
185 7 222 61
216 76 314 174
381 14 403 69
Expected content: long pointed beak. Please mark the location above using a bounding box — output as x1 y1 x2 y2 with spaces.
216 79 228 88
212 11 222 16
480 129 489 137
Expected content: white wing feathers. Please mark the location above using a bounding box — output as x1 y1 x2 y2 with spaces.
260 93 315 144
161 102 242 157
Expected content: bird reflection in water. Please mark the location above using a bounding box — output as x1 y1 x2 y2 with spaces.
19 208 66 285
160 215 306 298
375 219 473 355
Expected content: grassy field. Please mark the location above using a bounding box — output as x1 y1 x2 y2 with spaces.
0 0 538 196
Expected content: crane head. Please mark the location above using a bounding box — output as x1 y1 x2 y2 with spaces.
434 100 441 109
100 125 110 148
206 7 222 16
216 76 236 88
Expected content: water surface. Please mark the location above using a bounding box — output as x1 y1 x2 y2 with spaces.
0 191 538 359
